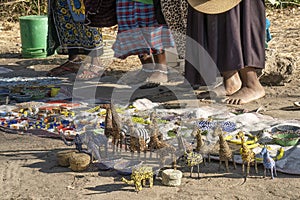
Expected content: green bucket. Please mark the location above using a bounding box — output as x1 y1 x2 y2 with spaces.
19 15 48 58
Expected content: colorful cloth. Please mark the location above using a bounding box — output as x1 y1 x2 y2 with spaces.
48 0 103 56
67 0 85 22
133 0 153 4
112 0 175 59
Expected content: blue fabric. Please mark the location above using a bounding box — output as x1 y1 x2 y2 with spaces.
266 18 272 42
67 0 85 22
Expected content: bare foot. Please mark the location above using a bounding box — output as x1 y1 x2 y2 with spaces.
224 85 265 105
147 70 168 83
213 71 242 96
224 67 265 105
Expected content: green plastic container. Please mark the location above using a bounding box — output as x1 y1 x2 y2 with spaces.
19 15 48 58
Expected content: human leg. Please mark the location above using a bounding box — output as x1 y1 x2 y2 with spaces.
76 55 106 81
47 54 82 76
224 67 265 105
213 70 242 96
147 51 168 83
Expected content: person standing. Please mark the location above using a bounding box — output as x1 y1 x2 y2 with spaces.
112 0 175 84
47 0 104 80
185 0 266 104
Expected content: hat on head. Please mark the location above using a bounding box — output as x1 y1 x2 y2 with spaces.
187 0 242 14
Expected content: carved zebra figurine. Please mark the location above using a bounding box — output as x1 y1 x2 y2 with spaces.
260 146 277 179
120 122 150 151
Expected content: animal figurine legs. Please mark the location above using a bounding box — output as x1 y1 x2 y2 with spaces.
219 156 237 173
189 165 200 178
242 160 258 177
260 146 277 179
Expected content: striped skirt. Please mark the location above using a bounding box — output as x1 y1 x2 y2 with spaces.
112 0 175 59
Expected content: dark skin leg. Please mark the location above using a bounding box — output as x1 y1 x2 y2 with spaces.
213 70 242 96
148 52 168 83
77 55 105 80
224 67 265 105
47 54 82 76
122 52 168 84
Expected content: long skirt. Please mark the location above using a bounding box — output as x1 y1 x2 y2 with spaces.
48 0 103 56
112 0 175 59
160 0 188 59
185 0 266 86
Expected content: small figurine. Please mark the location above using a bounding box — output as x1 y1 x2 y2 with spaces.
121 166 153 192
217 127 236 173
236 131 258 178
260 146 277 179
182 151 203 178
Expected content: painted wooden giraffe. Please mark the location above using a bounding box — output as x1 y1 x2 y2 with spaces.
236 131 258 177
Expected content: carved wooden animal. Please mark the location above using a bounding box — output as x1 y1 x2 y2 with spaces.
148 113 164 157
177 132 202 178
217 127 236 172
103 104 123 153
183 151 203 178
260 146 277 179
192 127 213 165
121 121 150 154
121 166 153 192
236 131 258 177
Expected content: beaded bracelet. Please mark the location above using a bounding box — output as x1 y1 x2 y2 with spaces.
197 120 236 132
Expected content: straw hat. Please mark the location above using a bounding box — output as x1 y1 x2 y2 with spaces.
188 0 242 14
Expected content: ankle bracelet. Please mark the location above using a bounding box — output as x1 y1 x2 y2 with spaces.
142 68 168 74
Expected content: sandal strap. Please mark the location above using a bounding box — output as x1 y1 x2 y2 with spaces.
142 68 168 74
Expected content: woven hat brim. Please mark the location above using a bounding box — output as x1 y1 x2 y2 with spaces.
187 0 242 14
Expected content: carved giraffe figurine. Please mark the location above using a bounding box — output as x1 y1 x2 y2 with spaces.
236 131 258 178
103 104 123 153
147 112 163 158
217 126 236 172
192 126 211 165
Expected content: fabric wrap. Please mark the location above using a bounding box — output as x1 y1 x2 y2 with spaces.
84 0 117 28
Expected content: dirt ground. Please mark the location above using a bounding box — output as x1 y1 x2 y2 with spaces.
0 7 300 200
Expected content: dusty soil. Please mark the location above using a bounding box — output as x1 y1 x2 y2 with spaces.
0 7 300 200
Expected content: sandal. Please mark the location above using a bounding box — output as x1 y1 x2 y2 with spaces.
76 64 104 81
47 60 82 76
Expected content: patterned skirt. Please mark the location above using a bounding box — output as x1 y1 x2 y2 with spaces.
160 0 188 59
112 0 175 59
48 0 103 56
